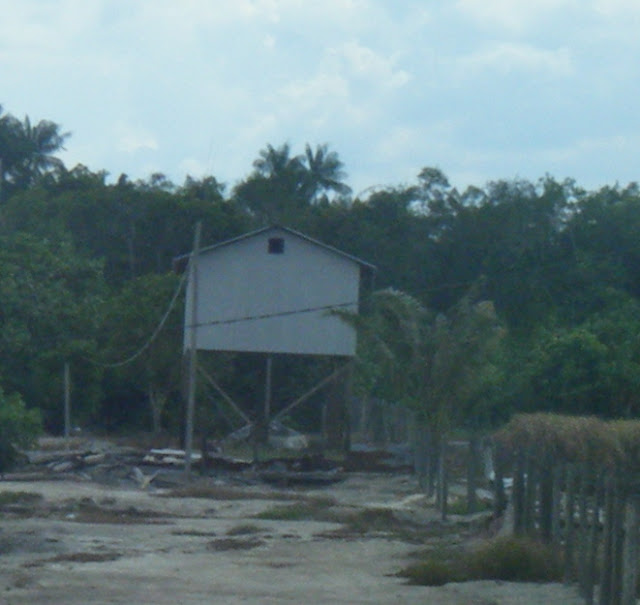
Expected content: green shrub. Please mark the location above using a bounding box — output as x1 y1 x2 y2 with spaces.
226 523 262 536
0 491 43 506
468 536 563 582
399 557 463 586
398 536 563 586
0 388 42 472
254 501 323 521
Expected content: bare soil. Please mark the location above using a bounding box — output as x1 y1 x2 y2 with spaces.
0 448 585 604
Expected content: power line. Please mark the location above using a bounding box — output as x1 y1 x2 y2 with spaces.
186 301 358 330
91 269 188 368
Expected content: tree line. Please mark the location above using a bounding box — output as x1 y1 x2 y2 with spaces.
1 105 639 462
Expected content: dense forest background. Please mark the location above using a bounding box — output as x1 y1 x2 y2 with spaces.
1 106 639 445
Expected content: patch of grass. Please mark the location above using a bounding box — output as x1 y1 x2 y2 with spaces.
171 529 218 537
343 507 398 533
399 556 465 586
226 523 262 536
161 484 302 501
468 536 564 582
253 495 337 521
207 537 265 551
0 491 43 506
51 552 122 563
398 536 564 586
446 497 493 516
317 506 431 542
24 552 122 567
57 500 171 525
254 501 325 521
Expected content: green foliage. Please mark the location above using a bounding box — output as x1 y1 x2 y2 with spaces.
0 388 42 471
253 497 336 521
467 536 564 582
0 491 43 506
0 106 69 197
341 287 506 433
399 537 563 586
97 272 184 432
232 142 351 225
2 106 640 439
494 412 640 469
509 293 640 417
399 556 462 586
0 232 105 429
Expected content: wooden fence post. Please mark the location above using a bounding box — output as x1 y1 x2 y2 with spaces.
523 457 537 535
584 471 603 605
599 476 615 605
621 495 640 605
492 450 507 519
414 423 429 491
467 433 480 514
539 462 554 542
565 465 577 585
438 438 448 521
577 465 590 599
513 452 525 535
611 481 625 605
552 464 564 545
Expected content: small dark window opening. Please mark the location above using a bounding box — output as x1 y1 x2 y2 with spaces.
268 237 285 254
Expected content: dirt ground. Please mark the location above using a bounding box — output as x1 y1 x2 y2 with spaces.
0 448 585 605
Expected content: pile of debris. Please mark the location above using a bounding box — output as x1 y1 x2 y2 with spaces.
3 438 345 489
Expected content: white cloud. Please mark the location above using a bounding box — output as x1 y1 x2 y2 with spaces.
591 0 640 17
375 127 416 161
546 133 638 163
457 43 573 77
278 73 350 109
116 124 159 154
179 157 209 178
455 0 578 32
1 0 638 195
329 41 411 89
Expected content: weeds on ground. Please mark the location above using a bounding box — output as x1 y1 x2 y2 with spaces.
226 523 263 536
342 508 399 534
0 491 43 506
445 497 493 516
207 537 265 551
171 529 218 537
161 484 307 501
398 536 564 586
24 552 122 567
253 497 337 521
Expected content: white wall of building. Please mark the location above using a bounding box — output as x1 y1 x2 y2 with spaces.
183 228 362 356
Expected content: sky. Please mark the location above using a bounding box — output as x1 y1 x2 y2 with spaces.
1 0 639 196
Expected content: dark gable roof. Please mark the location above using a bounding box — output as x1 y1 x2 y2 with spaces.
174 225 377 274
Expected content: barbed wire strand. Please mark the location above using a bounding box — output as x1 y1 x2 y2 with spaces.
186 301 357 330
92 269 189 368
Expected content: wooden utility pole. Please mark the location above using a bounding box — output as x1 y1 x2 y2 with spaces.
252 354 273 463
264 354 273 430
184 222 202 480
63 362 71 447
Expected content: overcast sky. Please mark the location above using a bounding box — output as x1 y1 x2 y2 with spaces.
1 1 639 195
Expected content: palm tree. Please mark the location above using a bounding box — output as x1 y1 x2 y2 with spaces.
11 116 69 188
234 143 307 224
0 106 25 200
253 143 304 181
302 144 351 202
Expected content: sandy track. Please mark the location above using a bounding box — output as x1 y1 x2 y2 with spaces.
0 474 584 605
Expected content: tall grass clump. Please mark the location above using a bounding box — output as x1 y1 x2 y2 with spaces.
492 413 623 468
467 536 563 582
398 536 563 586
